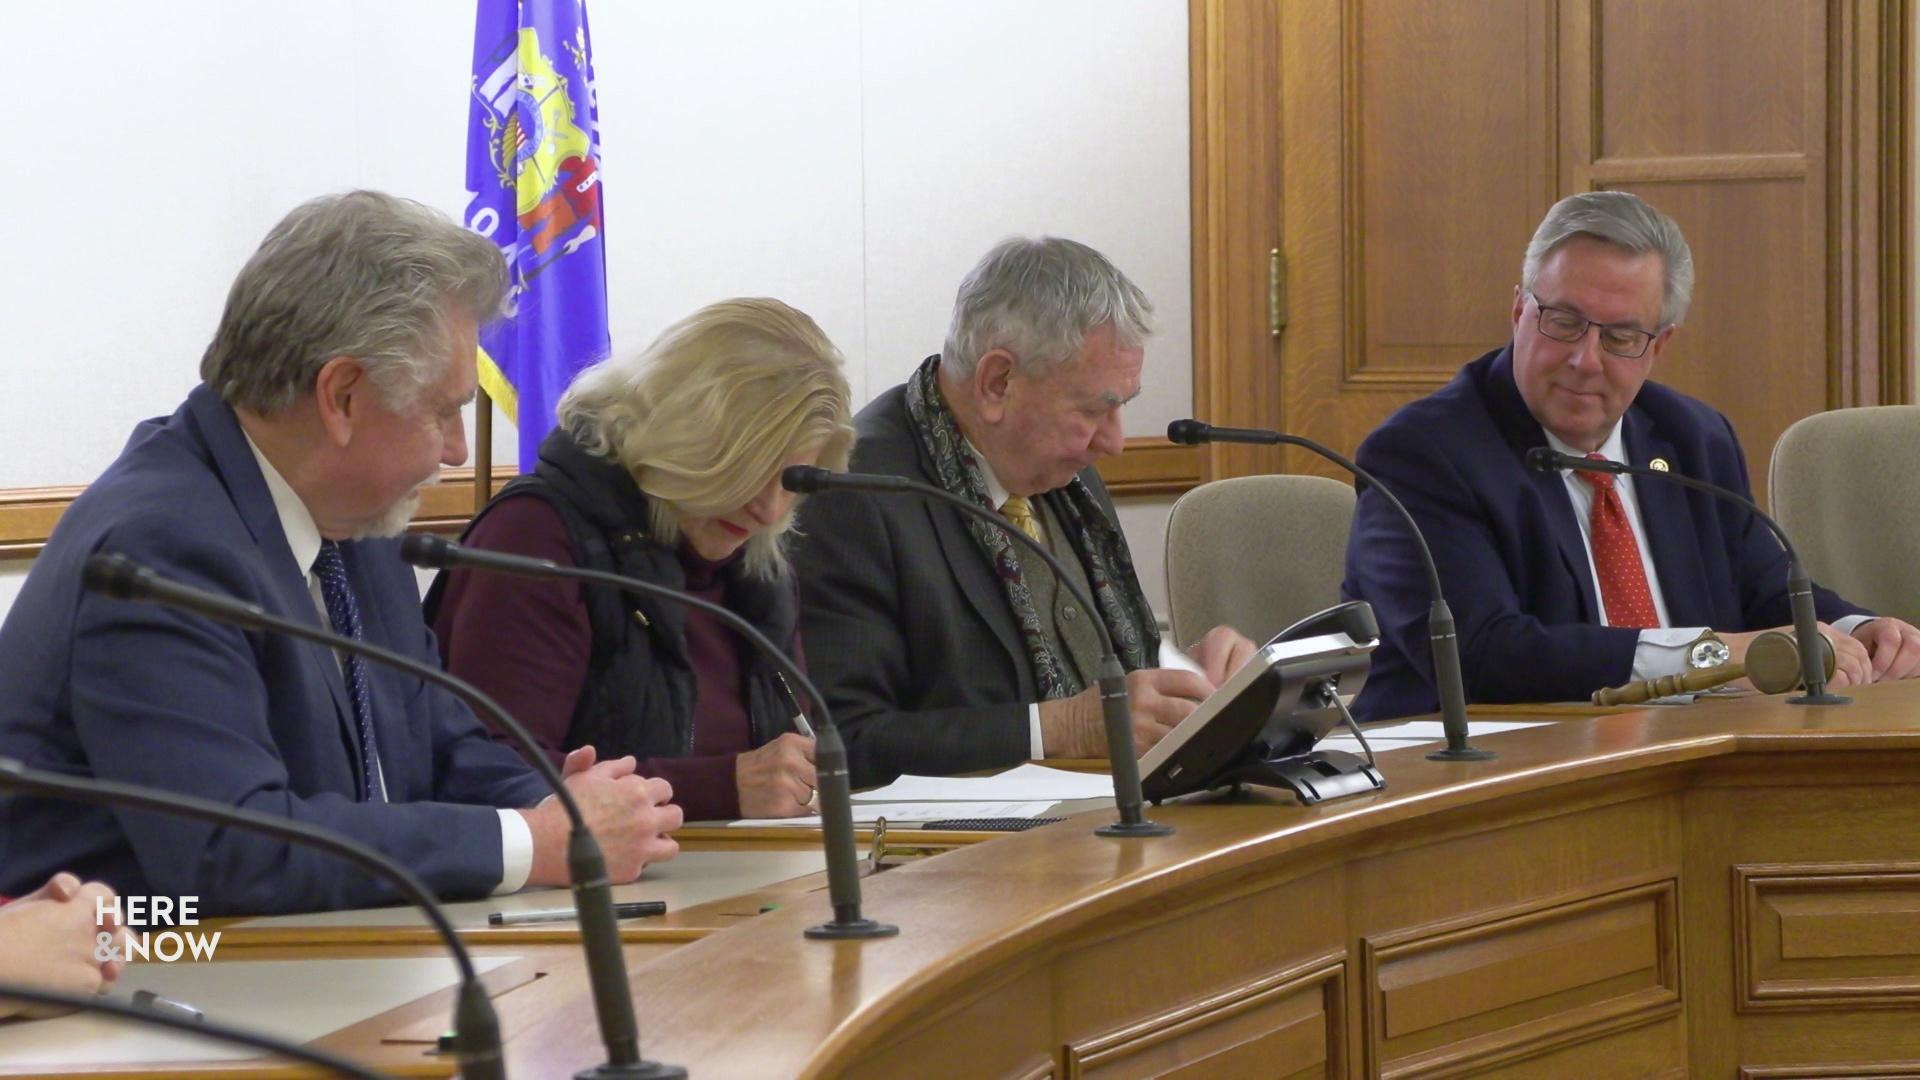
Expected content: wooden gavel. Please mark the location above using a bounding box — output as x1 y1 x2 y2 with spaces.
1593 630 1836 706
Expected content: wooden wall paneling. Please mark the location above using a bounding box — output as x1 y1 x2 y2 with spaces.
1742 1064 1920 1079
1268 0 1345 481
1265 0 1564 479
1579 0 1910 494
1190 0 1287 482
1734 863 1920 1012
0 436 1204 560
1826 0 1912 410
843 968 1056 1080
1053 864 1349 1078
1093 437 1205 497
0 468 516 561
1566 0 1830 509
1359 878 1682 1078
1063 956 1344 1080
1195 0 1908 498
1343 782 1690 1079
1345 0 1555 385
1687 765 1920 1076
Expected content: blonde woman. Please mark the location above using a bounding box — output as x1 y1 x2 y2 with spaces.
428 299 854 821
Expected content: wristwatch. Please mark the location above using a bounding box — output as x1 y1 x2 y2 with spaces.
1686 630 1732 671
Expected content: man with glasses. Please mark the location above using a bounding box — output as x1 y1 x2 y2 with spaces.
1340 191 1920 720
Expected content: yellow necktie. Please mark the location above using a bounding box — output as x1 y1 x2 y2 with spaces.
1000 496 1043 543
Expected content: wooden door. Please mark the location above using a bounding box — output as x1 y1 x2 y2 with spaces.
1191 0 1909 503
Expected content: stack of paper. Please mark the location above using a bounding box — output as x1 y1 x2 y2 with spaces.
728 764 1112 828
851 763 1114 803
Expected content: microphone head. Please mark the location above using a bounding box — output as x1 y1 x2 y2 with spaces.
1166 419 1211 445
1524 446 1563 473
781 465 830 494
398 533 457 569
82 553 146 600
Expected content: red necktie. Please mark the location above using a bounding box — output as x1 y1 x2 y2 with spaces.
1575 453 1659 628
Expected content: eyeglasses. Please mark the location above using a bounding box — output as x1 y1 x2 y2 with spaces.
1526 290 1659 359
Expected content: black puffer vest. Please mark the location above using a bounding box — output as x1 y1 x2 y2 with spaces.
426 428 800 759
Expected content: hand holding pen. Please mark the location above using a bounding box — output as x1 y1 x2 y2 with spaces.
729 672 819 819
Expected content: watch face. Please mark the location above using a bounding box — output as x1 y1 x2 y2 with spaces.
1689 638 1732 669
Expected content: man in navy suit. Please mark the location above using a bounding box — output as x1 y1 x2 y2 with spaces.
0 192 681 913
1342 191 1920 721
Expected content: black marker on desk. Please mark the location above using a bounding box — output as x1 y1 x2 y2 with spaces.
488 900 667 926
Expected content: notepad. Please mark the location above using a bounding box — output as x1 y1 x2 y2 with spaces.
851 763 1115 803
731 800 1058 828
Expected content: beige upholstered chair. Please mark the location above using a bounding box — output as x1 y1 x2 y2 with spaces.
1164 474 1357 648
1769 405 1920 623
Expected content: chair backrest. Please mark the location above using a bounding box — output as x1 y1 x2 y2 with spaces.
1769 405 1920 623
1164 474 1357 647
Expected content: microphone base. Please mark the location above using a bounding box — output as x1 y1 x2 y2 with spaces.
575 1061 689 1080
1095 818 1175 838
1426 745 1498 762
805 917 900 940
1788 691 1852 706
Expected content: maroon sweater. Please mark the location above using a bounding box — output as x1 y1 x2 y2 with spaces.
431 495 772 821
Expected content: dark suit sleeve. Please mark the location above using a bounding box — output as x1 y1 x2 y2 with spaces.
68 527 534 915
1350 423 1641 705
793 489 1030 787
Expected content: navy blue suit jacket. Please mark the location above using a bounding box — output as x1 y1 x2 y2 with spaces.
0 386 550 913
1341 346 1869 721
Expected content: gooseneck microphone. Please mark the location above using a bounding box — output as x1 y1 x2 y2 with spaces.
1523 446 1848 706
399 533 896 942
0 757 493 1080
81 553 685 1080
1166 419 1494 761
0 981 388 1079
782 464 1175 838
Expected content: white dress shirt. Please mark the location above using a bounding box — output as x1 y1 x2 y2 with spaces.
243 434 533 893
1545 426 1869 680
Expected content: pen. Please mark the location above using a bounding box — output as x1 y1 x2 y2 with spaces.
130 989 204 1023
773 671 816 739
487 900 667 926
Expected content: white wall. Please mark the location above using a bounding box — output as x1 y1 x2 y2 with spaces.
0 0 1189 616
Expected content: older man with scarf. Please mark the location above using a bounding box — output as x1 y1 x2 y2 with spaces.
793 237 1256 786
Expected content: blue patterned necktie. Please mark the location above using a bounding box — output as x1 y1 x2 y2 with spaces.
313 541 386 802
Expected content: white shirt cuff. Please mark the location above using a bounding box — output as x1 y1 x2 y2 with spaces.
493 809 534 895
1631 627 1708 681
1028 704 1045 759
1635 619 1876 686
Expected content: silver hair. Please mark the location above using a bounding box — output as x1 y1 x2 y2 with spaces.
200 190 507 414
941 236 1155 377
1522 191 1695 327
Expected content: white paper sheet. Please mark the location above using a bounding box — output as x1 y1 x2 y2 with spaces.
730 800 1058 828
1362 719 1551 739
851 763 1115 803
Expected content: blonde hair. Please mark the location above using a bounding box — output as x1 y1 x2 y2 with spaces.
557 298 854 578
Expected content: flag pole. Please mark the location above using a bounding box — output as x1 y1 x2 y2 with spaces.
474 384 493 515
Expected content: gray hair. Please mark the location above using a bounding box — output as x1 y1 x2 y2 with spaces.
201 190 507 414
941 236 1155 377
1522 191 1694 327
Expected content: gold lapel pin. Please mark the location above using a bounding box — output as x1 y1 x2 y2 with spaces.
1649 457 1671 472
